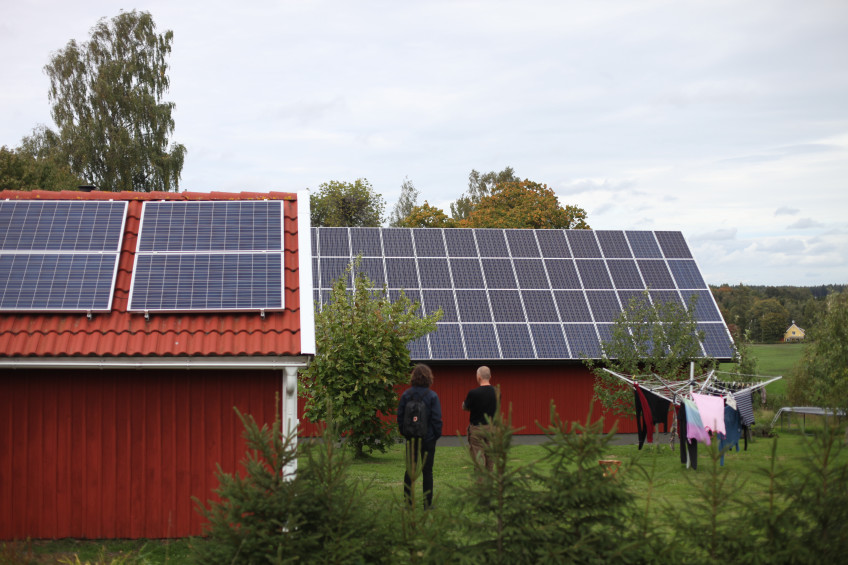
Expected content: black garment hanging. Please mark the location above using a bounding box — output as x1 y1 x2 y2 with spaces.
677 403 697 470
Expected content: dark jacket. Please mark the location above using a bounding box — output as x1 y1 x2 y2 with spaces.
397 386 443 443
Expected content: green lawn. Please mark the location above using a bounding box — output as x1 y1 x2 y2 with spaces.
12 427 843 565
720 342 806 396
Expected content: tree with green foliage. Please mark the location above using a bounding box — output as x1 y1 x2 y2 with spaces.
193 409 393 565
44 11 185 191
389 176 419 227
460 179 589 229
450 166 519 221
462 403 643 564
310 178 385 227
749 298 790 342
300 259 440 457
788 291 848 411
588 291 712 417
0 145 82 192
396 201 457 228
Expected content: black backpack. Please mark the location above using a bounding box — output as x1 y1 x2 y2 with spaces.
402 391 429 439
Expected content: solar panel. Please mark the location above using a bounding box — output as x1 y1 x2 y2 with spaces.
536 230 571 258
699 323 734 358
312 227 732 361
422 289 458 321
476 230 509 257
413 228 446 257
444 229 476 257
497 323 535 358
0 200 127 312
505 230 540 257
350 228 382 257
522 290 559 322
463 324 500 359
655 231 692 259
564 324 601 358
566 230 601 258
637 260 675 289
668 260 706 289
418 258 452 288
481 258 517 289
382 229 414 257
386 257 419 288
456 289 491 322
596 231 632 258
138 201 281 252
130 201 284 312
129 253 282 310
576 260 613 289
0 200 125 252
530 324 568 358
513 259 548 289
607 260 644 289
449 258 484 288
430 324 465 359
0 254 118 311
586 291 622 322
489 290 525 322
546 259 582 289
318 227 349 256
554 290 593 322
626 231 662 258
682 290 723 322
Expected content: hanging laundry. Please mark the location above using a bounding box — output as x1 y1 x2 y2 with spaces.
719 404 742 466
725 394 737 411
644 388 672 431
733 390 755 426
634 386 654 448
692 392 727 436
681 398 710 445
677 403 698 469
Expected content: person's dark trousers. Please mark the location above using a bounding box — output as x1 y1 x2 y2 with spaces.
403 438 436 507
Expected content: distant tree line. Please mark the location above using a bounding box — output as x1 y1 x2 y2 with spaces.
711 284 846 343
310 166 590 231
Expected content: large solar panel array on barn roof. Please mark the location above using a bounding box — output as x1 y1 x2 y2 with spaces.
128 201 285 312
0 200 127 311
311 227 735 361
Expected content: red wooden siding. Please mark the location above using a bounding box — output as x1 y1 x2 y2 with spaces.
0 370 280 540
296 365 637 438
429 365 637 436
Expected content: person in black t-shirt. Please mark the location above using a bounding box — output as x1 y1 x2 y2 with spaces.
462 366 498 472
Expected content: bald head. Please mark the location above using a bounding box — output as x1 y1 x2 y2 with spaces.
477 366 491 384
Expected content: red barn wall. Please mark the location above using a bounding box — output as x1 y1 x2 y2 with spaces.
0 370 280 540
297 363 637 437
428 364 637 436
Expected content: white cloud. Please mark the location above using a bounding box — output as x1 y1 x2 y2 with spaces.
787 218 825 229
775 207 799 216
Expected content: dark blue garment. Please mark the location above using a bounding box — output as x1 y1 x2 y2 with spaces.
719 405 742 466
398 386 443 443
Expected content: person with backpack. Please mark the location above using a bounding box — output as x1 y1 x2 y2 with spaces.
397 363 442 507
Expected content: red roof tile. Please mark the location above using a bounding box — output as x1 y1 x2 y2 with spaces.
0 190 308 358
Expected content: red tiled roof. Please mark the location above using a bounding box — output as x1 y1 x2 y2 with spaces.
0 190 308 358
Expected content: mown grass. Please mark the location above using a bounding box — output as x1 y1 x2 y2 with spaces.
12 426 842 565
719 342 806 397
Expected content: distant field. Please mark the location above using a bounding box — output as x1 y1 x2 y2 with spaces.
720 342 806 396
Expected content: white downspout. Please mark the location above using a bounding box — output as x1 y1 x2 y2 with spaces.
283 366 299 477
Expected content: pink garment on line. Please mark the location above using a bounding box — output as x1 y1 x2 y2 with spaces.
692 392 726 436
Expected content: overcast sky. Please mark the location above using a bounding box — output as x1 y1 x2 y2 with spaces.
2 0 846 286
